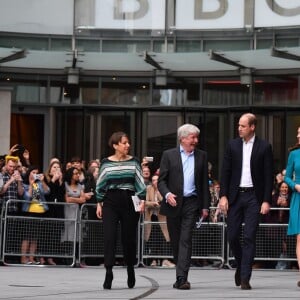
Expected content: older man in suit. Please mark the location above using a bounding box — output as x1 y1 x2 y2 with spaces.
219 113 273 290
158 123 210 290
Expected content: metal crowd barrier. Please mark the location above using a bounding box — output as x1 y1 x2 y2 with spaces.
1 200 77 266
78 203 141 267
141 219 225 267
227 208 297 269
0 201 296 269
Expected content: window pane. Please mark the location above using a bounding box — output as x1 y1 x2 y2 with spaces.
176 40 201 52
101 81 150 105
76 39 100 52
256 39 272 49
153 40 174 52
203 78 250 106
153 88 184 106
276 39 299 48
146 112 181 172
51 39 72 51
0 36 48 50
14 85 47 103
102 40 150 52
82 87 98 104
253 76 299 105
204 40 250 51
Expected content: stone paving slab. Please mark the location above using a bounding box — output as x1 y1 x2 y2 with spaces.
0 265 299 299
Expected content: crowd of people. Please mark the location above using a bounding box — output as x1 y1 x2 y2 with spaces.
1 114 300 290
0 147 100 266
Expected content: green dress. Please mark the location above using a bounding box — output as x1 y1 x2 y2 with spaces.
285 148 300 235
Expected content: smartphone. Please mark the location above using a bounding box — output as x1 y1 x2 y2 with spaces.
145 156 154 162
17 144 26 153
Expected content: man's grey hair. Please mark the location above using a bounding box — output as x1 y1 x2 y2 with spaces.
177 124 200 141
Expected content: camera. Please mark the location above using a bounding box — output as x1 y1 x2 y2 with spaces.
145 156 154 162
33 174 42 181
16 144 26 154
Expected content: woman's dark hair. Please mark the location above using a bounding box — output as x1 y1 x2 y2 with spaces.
108 131 128 149
64 167 78 185
23 165 39 184
288 143 300 152
275 181 291 197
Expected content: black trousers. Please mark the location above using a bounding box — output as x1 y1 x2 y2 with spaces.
166 197 199 280
227 190 260 281
102 189 140 268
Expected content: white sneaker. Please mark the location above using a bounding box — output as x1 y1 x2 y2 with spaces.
162 259 175 267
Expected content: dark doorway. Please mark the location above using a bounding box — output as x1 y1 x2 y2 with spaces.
10 114 44 169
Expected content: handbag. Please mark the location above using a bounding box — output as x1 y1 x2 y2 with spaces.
28 199 46 213
26 182 46 213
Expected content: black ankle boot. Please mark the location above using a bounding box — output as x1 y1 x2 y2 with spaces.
127 266 135 288
103 267 113 289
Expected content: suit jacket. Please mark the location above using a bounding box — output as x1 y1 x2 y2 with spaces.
158 147 210 217
220 136 273 205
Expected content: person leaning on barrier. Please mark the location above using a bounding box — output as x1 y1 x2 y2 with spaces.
21 165 50 265
95 131 146 290
61 166 86 263
81 164 100 266
209 180 221 223
84 164 99 219
219 113 274 290
44 159 65 265
284 126 300 287
144 173 175 268
0 155 24 214
158 123 210 290
0 155 24 263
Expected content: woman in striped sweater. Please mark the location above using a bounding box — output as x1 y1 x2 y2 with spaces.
96 131 146 290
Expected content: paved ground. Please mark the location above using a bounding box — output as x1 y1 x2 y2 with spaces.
1 265 300 299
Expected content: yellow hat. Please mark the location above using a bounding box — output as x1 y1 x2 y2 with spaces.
5 155 19 164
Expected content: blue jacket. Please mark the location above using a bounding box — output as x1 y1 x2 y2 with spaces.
22 181 50 212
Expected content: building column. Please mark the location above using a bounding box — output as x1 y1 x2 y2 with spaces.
0 88 12 155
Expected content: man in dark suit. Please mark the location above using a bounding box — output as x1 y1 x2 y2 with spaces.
219 113 273 290
158 124 210 290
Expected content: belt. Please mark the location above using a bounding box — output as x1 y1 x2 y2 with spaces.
238 187 254 193
183 195 197 200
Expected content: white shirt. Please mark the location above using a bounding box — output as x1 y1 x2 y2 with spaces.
180 146 196 197
240 135 255 187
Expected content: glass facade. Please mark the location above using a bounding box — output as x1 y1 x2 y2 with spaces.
0 0 299 179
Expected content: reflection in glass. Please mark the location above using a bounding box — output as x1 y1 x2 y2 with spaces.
203 78 249 106
254 76 298 105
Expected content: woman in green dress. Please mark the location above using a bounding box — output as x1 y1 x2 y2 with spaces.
284 126 300 287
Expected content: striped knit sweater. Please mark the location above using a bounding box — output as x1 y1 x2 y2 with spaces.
95 157 146 202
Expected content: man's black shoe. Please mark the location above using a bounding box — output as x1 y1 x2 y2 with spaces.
241 280 252 290
234 268 241 286
173 277 191 290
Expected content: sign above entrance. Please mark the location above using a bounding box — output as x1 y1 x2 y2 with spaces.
94 0 166 30
92 0 300 30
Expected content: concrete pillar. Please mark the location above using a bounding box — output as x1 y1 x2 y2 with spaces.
0 89 12 155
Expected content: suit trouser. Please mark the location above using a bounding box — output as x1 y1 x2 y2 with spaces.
166 197 199 280
102 189 140 268
227 190 260 281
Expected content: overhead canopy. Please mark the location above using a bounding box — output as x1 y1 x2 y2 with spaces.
0 46 300 77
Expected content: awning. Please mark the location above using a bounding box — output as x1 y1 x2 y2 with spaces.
0 46 300 77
